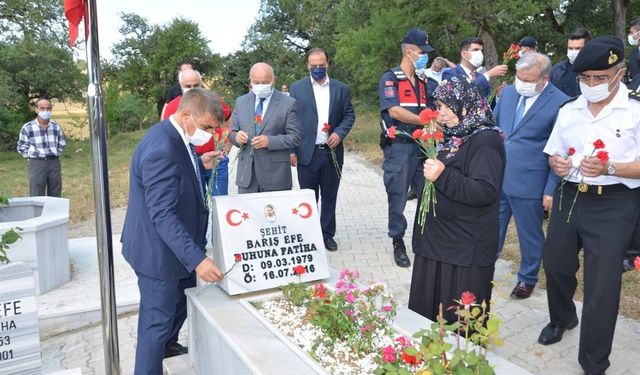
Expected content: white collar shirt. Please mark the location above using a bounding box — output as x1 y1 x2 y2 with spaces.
311 75 331 144
544 84 640 188
460 64 490 83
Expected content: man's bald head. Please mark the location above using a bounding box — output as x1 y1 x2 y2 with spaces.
178 69 202 92
249 63 274 85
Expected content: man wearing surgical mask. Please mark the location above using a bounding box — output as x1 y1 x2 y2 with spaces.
493 52 569 300
541 36 640 375
441 36 508 98
230 62 301 193
627 19 640 83
550 28 592 98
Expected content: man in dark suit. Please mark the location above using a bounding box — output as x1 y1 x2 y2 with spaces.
230 62 301 193
550 28 592 98
628 19 640 79
441 37 507 98
122 88 225 375
494 52 569 299
289 48 355 252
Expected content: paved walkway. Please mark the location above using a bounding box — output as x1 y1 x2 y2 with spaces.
41 151 640 375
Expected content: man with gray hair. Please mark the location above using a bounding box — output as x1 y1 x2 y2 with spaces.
493 52 569 299
122 87 225 374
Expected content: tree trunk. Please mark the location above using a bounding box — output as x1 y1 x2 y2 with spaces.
480 19 498 68
612 0 628 39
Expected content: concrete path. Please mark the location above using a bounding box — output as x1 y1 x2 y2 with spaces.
40 151 640 375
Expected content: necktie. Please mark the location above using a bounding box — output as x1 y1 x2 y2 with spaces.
513 96 527 130
188 144 205 204
470 70 477 81
255 98 265 135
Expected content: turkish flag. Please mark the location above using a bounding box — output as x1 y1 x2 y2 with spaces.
64 0 88 47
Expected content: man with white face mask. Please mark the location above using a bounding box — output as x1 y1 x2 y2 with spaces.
230 62 301 193
550 28 592 97
627 19 640 79
122 88 226 374
441 36 508 98
493 53 569 300
541 36 640 375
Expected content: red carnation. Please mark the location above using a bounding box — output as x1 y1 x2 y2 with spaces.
568 147 576 156
401 351 419 365
460 291 476 306
314 283 327 298
593 139 605 149
596 150 609 163
387 126 397 139
412 128 423 140
419 108 439 125
433 131 445 141
322 122 331 133
635 256 640 272
234 253 242 263
293 265 306 276
254 114 263 124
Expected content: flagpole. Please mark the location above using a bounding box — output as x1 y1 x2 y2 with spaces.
84 0 121 373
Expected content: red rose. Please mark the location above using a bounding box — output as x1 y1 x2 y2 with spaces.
568 147 576 156
460 291 476 306
401 351 419 365
593 139 605 149
596 150 609 163
419 108 438 124
322 122 331 133
411 128 423 139
387 126 397 139
433 131 445 141
234 253 242 263
635 256 640 272
293 265 306 275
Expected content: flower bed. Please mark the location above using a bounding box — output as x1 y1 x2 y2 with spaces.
250 268 503 375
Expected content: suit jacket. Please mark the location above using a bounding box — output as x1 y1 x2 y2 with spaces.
629 75 640 92
121 120 208 280
550 59 580 97
442 64 490 97
289 77 355 166
629 47 640 79
229 90 301 190
493 83 569 199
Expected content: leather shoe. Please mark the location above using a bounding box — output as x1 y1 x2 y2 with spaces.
324 238 338 252
622 257 636 273
393 239 411 268
584 372 605 375
510 281 535 299
537 316 579 345
163 343 188 359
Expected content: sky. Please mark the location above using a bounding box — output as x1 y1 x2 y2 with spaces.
93 0 262 59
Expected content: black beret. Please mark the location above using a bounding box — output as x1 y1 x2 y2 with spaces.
402 28 435 53
572 36 625 72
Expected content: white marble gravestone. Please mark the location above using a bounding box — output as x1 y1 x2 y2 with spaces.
0 262 41 374
210 189 330 295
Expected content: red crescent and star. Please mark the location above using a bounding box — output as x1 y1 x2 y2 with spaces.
226 209 249 226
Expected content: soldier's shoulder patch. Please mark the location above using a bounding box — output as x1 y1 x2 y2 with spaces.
384 80 395 86
629 91 640 102
558 96 579 108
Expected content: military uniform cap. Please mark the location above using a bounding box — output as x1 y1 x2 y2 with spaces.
572 36 624 72
402 28 435 53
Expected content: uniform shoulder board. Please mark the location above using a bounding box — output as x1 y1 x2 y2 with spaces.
558 96 579 108
629 91 640 102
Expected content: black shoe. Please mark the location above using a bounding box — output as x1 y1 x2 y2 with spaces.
393 239 410 268
324 238 338 252
584 372 605 375
537 316 579 346
622 257 636 273
407 189 417 201
163 343 188 359
510 282 535 299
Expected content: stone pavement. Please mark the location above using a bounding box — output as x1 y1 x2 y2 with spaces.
40 151 640 375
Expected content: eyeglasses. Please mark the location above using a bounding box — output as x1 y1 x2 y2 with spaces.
576 74 615 85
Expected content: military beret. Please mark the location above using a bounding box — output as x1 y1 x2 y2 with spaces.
572 36 625 72
402 28 435 53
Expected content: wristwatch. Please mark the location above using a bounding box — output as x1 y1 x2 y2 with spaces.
607 162 616 175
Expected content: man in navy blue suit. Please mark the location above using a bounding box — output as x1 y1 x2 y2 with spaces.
494 53 568 299
441 37 508 98
121 88 226 374
289 48 355 251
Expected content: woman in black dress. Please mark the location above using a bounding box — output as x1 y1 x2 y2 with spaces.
408 76 506 323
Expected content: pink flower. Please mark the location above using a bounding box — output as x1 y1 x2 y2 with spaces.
345 292 356 303
359 324 372 333
352 270 360 279
344 309 354 316
382 305 393 312
395 336 412 348
382 345 396 363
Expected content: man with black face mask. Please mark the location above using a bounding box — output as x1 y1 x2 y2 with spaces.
289 48 355 252
540 36 640 375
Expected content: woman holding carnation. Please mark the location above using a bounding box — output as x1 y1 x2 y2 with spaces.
408 76 506 323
